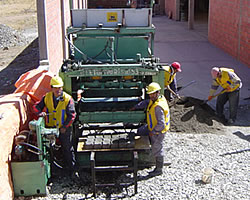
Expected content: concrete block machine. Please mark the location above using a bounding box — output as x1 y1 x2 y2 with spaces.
11 0 168 196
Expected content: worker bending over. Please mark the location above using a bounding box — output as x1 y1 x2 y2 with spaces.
131 82 170 176
33 76 76 177
209 67 242 124
163 62 182 101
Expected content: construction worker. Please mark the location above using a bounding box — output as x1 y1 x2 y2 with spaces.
208 67 242 124
33 76 76 177
131 82 170 176
163 62 182 101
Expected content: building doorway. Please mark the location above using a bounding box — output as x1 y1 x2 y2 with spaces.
180 0 209 23
194 0 209 23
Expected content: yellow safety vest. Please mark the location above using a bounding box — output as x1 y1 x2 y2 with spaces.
146 95 170 133
163 65 176 87
216 68 239 92
44 91 71 128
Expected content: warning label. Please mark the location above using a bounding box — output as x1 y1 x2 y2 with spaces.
107 12 117 22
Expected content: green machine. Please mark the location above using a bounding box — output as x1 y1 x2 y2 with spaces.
59 1 166 195
11 1 168 197
11 118 59 196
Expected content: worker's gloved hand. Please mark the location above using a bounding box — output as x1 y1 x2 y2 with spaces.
226 86 231 91
38 112 46 117
208 96 213 101
175 94 181 99
60 127 66 133
149 132 154 137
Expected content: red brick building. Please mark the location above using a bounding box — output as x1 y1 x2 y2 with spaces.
209 0 249 67
165 0 249 67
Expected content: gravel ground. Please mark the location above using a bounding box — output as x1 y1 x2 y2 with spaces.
15 127 249 200
0 24 30 48
0 23 38 95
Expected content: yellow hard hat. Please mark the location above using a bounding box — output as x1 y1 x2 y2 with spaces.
50 76 64 87
146 82 161 94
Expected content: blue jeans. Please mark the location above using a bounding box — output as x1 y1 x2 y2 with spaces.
216 89 240 120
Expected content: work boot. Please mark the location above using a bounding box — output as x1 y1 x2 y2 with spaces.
216 113 227 124
149 156 164 176
70 171 80 182
227 118 235 125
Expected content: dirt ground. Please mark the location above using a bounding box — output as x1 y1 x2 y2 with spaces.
0 0 249 134
0 0 38 95
0 40 39 94
169 97 250 134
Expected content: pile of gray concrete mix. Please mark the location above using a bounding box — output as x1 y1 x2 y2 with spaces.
169 97 225 134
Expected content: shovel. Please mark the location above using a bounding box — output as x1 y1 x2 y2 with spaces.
202 89 226 104
177 80 196 92
165 86 180 99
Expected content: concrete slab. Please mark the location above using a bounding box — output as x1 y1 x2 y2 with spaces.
153 16 250 109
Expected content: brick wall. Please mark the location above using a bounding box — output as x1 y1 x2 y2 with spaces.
71 0 87 9
41 0 87 74
46 0 63 74
164 0 249 67
209 0 250 67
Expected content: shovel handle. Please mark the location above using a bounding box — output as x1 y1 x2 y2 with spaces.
165 86 180 99
206 89 226 103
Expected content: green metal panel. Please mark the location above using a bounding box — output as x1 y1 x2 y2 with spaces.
116 36 149 59
35 117 44 161
59 72 72 95
11 161 49 196
67 27 155 36
77 152 91 165
152 70 165 95
64 65 158 77
68 26 155 63
74 37 114 60
79 111 145 123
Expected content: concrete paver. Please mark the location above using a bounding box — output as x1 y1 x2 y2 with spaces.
153 16 250 108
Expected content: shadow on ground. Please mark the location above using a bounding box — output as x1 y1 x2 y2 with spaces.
47 169 153 199
0 38 39 95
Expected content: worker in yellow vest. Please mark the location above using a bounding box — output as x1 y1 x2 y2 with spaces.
131 82 170 176
33 76 76 177
208 67 242 124
163 62 182 101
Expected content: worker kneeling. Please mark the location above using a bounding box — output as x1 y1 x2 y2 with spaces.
132 82 170 176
